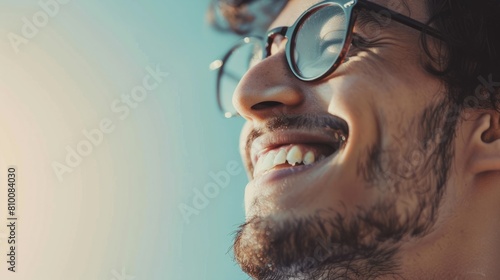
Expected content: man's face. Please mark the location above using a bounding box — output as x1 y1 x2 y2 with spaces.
232 0 458 278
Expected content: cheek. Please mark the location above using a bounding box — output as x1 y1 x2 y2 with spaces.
240 122 253 152
321 72 384 134
336 59 438 128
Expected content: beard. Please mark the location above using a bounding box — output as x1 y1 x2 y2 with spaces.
233 99 459 280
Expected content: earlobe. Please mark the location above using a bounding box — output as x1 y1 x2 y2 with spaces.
466 112 500 174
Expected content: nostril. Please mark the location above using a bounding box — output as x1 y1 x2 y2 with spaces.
251 101 282 110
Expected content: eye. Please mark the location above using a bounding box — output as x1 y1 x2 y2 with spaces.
318 30 345 57
319 37 344 55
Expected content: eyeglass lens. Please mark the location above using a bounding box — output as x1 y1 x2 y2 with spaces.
293 3 348 79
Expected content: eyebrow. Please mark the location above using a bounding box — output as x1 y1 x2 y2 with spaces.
354 1 443 39
355 9 391 30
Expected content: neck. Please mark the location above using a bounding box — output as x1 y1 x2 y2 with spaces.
398 173 500 279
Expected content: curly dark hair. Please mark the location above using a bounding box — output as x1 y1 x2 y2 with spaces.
424 0 500 112
209 0 500 113
207 0 288 34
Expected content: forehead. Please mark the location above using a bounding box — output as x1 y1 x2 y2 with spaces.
269 0 430 29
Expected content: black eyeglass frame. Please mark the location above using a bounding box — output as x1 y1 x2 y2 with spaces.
268 0 443 82
213 0 443 116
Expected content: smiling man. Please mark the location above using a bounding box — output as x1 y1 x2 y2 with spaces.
210 0 500 279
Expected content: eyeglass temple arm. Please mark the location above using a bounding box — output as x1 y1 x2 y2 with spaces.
224 70 241 82
357 0 443 40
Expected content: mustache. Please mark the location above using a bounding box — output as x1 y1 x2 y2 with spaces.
245 113 349 165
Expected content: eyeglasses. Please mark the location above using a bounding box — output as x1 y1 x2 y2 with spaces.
210 0 443 118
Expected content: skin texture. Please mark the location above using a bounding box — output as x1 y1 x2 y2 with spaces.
230 0 500 279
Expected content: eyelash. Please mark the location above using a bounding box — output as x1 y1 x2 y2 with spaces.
351 33 370 49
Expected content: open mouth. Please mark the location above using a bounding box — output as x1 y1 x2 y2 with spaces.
251 124 348 179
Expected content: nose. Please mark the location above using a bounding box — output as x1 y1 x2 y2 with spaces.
232 37 305 122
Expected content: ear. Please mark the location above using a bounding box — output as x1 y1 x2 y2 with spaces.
465 111 500 174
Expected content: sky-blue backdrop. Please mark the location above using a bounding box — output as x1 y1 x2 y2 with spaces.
0 0 250 279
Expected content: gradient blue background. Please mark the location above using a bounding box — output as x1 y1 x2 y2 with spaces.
0 0 250 279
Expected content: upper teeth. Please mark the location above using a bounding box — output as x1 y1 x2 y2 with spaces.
254 145 320 177
286 146 302 166
273 149 287 166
